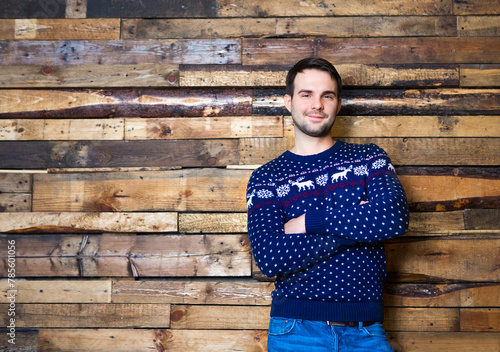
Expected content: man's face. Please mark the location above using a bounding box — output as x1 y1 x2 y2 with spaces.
284 69 341 138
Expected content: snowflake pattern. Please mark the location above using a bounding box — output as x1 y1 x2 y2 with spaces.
371 159 386 169
257 189 274 199
354 165 369 176
276 184 291 198
316 174 329 187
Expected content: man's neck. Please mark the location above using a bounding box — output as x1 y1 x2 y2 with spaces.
291 134 336 156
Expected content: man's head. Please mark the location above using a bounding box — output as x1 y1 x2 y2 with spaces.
284 58 342 139
285 57 342 99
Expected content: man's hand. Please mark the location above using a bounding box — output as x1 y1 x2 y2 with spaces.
284 213 306 234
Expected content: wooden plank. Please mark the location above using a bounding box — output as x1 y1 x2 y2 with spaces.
0 234 251 277
240 137 500 166
32 169 251 212
0 39 241 66
122 18 276 39
253 88 500 116
0 212 178 233
0 119 124 140
386 238 500 282
388 332 500 351
0 140 239 168
0 0 66 19
180 64 459 87
0 280 111 303
460 308 500 331
276 16 457 37
0 89 252 118
0 193 31 212
0 173 31 192
179 213 247 233
300 116 499 138
458 16 500 36
0 64 180 88
0 330 38 352
170 305 269 329
111 279 273 305
243 38 500 65
65 0 87 19
217 0 451 16
384 308 459 332
453 0 500 15
464 209 500 230
87 0 217 18
0 303 170 328
37 329 268 352
407 212 464 234
0 19 120 40
125 116 283 140
461 64 500 87
385 283 500 307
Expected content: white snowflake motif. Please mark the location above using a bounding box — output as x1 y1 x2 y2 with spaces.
276 184 291 198
316 174 329 187
354 165 369 176
257 189 273 199
372 159 386 169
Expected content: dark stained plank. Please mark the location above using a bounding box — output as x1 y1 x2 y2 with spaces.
87 0 217 18
0 39 240 66
252 88 500 116
0 0 66 19
464 209 500 230
0 89 252 118
0 140 239 168
243 38 500 65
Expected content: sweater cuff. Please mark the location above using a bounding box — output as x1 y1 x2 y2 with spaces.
305 211 327 234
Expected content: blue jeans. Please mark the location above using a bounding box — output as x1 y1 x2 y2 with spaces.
267 317 394 352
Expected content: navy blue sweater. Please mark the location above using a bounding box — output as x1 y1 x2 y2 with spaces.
246 141 409 322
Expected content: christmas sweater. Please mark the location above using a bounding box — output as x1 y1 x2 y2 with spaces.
246 141 409 322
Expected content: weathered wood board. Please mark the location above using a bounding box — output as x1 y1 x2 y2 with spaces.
0 0 66 19
0 89 252 118
0 280 111 303
0 19 120 40
460 64 500 87
243 38 500 65
453 0 500 15
0 193 31 212
0 173 31 192
0 212 178 233
0 64 179 88
458 16 500 36
0 140 239 168
0 234 251 277
0 39 240 66
0 303 171 328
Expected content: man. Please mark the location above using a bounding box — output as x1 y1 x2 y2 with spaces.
246 57 409 351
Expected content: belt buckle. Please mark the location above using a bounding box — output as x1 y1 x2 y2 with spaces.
327 321 362 327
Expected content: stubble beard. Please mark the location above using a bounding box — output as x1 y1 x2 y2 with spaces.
292 111 336 138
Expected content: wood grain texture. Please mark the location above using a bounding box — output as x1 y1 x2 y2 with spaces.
458 16 500 36
0 64 179 88
0 0 66 19
65 0 87 19
0 19 119 40
180 64 459 87
32 169 252 212
0 173 31 192
0 193 31 212
460 64 500 87
0 212 177 233
37 329 268 352
0 303 171 328
0 280 111 303
243 37 500 65
217 0 451 16
0 39 240 66
453 0 500 15
0 234 251 277
0 140 239 168
386 238 500 282
0 89 252 118
388 332 500 351
179 213 248 233
460 308 500 331
111 279 273 305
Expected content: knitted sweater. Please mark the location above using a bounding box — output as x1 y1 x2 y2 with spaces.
246 141 409 322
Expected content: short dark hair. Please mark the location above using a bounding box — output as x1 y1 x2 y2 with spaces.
285 57 342 98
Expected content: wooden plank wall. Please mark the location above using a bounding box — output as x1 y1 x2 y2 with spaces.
0 0 499 351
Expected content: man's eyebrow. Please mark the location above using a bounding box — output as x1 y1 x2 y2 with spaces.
297 89 337 96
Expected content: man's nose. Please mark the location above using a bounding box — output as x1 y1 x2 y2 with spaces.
311 97 324 110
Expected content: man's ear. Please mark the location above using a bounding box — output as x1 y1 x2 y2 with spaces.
337 97 342 114
284 94 292 113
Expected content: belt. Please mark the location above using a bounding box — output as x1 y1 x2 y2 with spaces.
327 321 379 327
